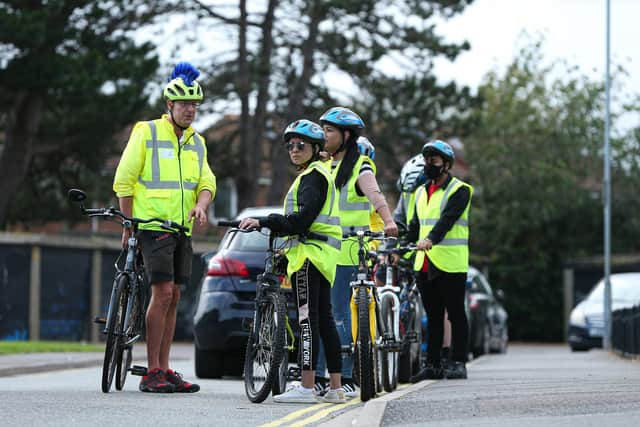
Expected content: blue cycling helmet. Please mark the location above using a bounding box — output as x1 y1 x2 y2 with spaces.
357 136 375 161
422 140 455 166
319 107 365 130
283 119 325 149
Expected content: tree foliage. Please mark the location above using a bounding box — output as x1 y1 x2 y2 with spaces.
0 0 171 227
466 37 640 340
185 0 476 207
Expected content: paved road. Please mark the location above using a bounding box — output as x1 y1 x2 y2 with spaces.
381 344 640 427
0 344 638 426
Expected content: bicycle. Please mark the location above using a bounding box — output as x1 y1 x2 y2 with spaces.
216 220 326 403
344 229 399 402
68 189 188 393
376 242 424 383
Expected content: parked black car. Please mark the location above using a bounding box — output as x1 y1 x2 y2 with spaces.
192 206 299 378
466 267 509 357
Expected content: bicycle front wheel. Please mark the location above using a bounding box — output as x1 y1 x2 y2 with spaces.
244 291 286 403
356 287 375 402
380 296 398 392
102 275 128 393
116 282 140 390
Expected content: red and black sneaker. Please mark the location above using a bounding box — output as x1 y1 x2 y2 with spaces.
166 369 200 393
139 368 175 393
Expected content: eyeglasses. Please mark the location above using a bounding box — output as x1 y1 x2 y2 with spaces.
175 101 200 109
285 141 307 152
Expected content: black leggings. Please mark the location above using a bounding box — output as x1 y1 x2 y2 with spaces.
417 271 469 364
292 259 342 373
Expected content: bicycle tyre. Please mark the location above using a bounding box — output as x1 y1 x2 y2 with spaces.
116 281 139 390
244 291 286 403
357 287 375 402
102 275 128 393
398 292 422 383
380 296 398 392
272 340 289 396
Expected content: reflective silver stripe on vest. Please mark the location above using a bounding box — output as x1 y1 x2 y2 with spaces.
138 121 202 191
437 238 468 246
421 218 468 227
440 177 461 213
339 189 369 211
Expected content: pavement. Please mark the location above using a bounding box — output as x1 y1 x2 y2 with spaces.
0 342 194 378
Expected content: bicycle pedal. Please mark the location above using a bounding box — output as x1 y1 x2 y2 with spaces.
129 365 148 376
287 366 301 381
93 316 107 325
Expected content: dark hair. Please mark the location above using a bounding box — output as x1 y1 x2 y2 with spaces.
334 130 361 189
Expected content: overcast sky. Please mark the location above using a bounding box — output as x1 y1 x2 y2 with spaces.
434 0 639 96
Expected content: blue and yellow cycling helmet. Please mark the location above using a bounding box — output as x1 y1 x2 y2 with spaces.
163 62 204 102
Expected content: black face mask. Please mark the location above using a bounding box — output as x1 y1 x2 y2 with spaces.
425 163 444 180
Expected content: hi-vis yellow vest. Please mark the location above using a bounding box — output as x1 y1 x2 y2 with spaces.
113 116 217 236
413 177 473 273
284 161 342 284
334 155 374 265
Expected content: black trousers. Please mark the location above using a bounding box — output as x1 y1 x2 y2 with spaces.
416 270 469 364
292 259 342 373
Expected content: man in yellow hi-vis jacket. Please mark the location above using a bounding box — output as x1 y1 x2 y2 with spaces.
113 62 216 393
408 140 472 382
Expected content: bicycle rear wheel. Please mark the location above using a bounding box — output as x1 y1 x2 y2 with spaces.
116 282 140 390
356 287 375 402
244 291 286 403
380 296 398 392
102 275 128 393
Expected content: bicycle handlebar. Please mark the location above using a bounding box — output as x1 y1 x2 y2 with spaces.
82 206 189 233
342 229 386 240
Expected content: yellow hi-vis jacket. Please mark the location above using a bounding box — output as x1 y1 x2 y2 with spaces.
413 177 472 273
334 155 375 265
113 115 217 236
284 161 342 284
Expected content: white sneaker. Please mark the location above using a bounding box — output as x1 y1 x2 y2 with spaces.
341 383 358 398
273 385 318 403
322 388 346 404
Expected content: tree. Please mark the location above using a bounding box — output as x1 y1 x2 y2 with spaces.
0 1 171 227
465 37 640 340
186 0 476 208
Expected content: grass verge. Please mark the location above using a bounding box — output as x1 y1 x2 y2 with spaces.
0 341 103 354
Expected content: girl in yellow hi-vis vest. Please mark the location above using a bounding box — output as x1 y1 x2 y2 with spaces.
238 120 346 404
407 140 473 382
313 107 398 398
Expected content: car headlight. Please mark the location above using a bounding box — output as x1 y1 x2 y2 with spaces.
570 309 587 328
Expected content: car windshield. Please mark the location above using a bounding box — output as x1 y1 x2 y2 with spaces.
588 274 640 304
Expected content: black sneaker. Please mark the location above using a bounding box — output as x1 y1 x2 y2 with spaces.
410 364 444 383
139 368 175 393
445 361 467 379
166 369 200 392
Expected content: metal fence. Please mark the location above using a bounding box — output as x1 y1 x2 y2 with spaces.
0 232 214 343
612 305 640 357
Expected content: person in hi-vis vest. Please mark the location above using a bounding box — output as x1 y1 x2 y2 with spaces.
313 107 398 398
113 62 216 393
238 120 346 404
407 140 472 382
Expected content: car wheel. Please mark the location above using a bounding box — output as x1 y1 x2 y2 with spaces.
195 347 224 378
570 344 589 352
473 324 491 358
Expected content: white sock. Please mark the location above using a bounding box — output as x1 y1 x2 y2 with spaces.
299 386 314 394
